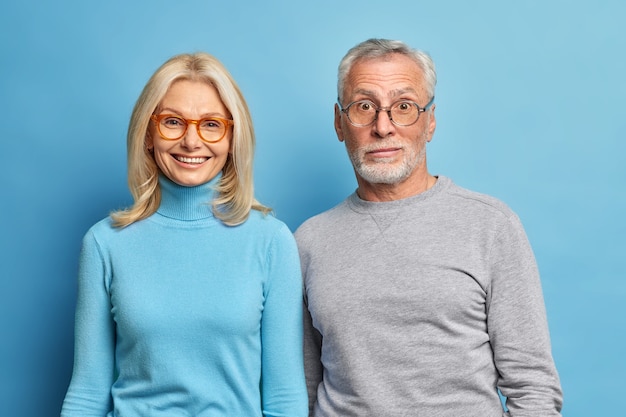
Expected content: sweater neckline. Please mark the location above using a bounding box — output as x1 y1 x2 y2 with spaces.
348 175 449 214
156 174 220 221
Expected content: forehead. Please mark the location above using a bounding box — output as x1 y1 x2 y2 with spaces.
345 54 426 100
159 79 229 115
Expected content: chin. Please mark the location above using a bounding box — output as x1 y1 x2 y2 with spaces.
170 174 212 187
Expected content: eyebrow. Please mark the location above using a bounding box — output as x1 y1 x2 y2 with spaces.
157 107 229 119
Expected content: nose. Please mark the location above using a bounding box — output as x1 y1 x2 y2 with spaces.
181 122 203 149
373 109 395 138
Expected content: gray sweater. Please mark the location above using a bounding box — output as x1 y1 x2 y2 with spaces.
295 176 562 417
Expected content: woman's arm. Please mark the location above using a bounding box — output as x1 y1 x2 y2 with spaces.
260 224 308 417
61 227 115 417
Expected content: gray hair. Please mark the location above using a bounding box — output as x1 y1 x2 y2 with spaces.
337 38 437 101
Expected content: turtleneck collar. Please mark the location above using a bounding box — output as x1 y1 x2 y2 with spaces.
156 173 221 221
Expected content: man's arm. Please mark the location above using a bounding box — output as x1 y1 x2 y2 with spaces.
488 213 563 416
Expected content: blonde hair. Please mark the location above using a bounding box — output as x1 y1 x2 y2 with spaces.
111 52 270 227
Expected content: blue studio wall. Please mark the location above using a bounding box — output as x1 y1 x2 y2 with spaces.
1 1 624 416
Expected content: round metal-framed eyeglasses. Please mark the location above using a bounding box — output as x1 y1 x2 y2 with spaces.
338 96 435 127
151 114 234 143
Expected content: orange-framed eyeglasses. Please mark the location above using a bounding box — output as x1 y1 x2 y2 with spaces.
151 114 234 143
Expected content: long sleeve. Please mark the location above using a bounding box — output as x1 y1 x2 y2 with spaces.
297 228 324 416
488 214 563 416
61 229 115 416
260 225 308 417
302 295 323 416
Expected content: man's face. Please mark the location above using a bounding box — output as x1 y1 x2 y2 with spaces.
335 54 436 189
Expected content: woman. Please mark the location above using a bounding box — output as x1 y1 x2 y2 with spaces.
61 52 307 417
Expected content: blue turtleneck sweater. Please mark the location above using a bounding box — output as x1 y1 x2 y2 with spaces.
61 175 307 417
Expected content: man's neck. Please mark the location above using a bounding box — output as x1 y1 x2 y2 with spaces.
356 173 437 202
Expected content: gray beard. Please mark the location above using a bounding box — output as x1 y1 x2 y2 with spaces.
348 141 426 185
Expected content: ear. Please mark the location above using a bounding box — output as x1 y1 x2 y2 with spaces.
145 130 154 151
334 103 344 142
426 104 436 143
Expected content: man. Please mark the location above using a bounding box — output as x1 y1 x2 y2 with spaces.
295 38 563 416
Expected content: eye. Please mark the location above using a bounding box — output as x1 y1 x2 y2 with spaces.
161 116 185 127
200 118 225 130
393 101 414 113
355 101 375 112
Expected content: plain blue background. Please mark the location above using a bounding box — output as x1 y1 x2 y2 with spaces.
2 1 624 416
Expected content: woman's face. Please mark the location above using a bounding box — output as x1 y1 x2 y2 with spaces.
148 79 232 187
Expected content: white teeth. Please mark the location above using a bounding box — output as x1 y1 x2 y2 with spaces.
175 156 207 164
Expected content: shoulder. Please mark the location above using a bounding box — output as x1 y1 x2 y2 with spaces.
81 214 147 251
439 176 518 221
296 196 351 231
77 216 122 264
83 216 118 241
246 209 289 230
244 210 296 244
436 177 531 243
295 198 351 237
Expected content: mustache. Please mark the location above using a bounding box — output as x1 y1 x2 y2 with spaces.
359 141 404 153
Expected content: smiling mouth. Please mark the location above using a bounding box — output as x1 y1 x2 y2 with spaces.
174 155 209 164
